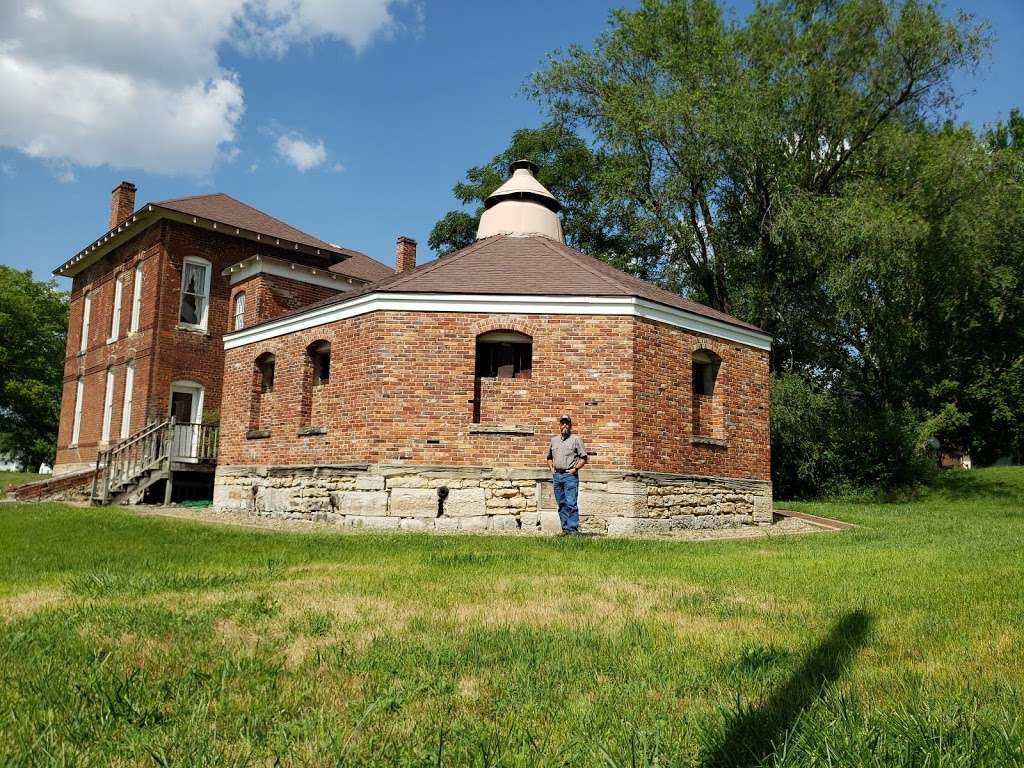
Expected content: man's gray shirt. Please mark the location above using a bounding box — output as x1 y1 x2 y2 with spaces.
548 434 588 471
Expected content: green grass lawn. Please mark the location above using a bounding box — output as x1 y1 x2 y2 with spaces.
1 468 1022 767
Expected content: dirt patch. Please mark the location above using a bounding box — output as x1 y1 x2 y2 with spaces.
0 589 63 620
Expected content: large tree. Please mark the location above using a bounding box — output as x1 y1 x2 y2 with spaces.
431 0 1024 494
428 122 674 282
0 267 67 469
530 0 987 343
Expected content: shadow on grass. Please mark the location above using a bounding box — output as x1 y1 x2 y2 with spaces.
703 610 871 768
930 470 1021 503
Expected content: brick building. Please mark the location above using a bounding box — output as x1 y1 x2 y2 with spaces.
50 182 391 492
34 162 773 533
212 161 773 534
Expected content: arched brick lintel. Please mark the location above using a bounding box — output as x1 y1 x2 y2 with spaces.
468 316 537 339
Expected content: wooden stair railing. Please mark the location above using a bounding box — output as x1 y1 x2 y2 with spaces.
91 418 219 504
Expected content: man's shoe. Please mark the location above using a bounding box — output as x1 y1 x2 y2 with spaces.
557 530 570 537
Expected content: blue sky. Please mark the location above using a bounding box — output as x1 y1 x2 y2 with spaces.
1 0 1021 287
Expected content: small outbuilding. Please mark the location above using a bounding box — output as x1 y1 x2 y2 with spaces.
214 161 773 534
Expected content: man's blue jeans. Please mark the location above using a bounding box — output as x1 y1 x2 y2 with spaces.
552 471 579 532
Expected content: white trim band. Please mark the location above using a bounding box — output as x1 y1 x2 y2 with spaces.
222 254 356 291
224 292 772 351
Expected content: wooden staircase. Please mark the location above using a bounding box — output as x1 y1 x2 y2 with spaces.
91 418 219 505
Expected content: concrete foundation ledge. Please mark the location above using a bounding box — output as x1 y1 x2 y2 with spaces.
212 463 773 537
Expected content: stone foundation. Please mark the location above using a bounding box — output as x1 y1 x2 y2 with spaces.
213 464 773 536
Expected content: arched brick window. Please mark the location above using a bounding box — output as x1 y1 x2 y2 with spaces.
473 330 532 424
232 292 246 331
691 349 722 438
475 330 532 379
249 352 276 431
299 341 330 428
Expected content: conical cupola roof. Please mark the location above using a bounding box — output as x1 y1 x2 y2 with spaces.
476 160 564 242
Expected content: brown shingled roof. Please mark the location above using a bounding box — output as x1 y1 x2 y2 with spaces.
254 234 765 334
328 251 394 282
153 193 351 256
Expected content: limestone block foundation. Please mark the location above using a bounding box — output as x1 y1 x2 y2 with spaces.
213 464 773 536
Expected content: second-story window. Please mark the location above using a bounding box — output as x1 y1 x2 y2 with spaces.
179 257 212 330
109 273 124 341
129 261 143 333
233 292 246 331
79 290 91 354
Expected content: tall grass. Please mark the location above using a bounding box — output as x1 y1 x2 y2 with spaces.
0 467 1022 766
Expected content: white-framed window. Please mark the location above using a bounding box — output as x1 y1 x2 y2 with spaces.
178 256 212 330
109 273 124 341
79 290 92 354
101 367 115 444
120 361 135 439
233 291 246 331
71 377 84 446
129 262 143 333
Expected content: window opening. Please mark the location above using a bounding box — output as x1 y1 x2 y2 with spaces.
109 274 124 341
80 291 91 353
120 362 135 439
179 257 211 329
257 354 275 393
129 262 143 332
101 367 115 443
475 331 532 379
233 292 246 331
71 377 84 446
311 341 330 385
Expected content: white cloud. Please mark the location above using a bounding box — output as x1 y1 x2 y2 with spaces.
0 0 409 178
275 133 327 172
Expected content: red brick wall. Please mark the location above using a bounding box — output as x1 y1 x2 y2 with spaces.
218 312 637 469
56 226 163 469
55 220 338 470
632 318 770 480
228 273 342 329
218 311 770 480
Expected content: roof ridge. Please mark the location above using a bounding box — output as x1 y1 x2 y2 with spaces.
153 191 229 205
380 235 509 291
535 237 630 294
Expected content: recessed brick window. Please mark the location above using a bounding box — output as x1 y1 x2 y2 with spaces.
299 341 330 430
249 352 276 433
692 349 723 438
310 341 330 385
257 353 275 393
473 330 532 425
475 331 532 379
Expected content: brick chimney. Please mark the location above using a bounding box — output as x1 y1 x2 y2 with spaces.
395 236 417 273
108 181 137 229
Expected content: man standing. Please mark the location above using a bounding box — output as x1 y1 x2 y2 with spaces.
547 415 587 535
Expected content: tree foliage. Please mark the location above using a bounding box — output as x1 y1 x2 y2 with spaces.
432 0 1023 496
0 266 68 469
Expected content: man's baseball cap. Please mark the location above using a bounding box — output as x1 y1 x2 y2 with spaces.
559 415 572 424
